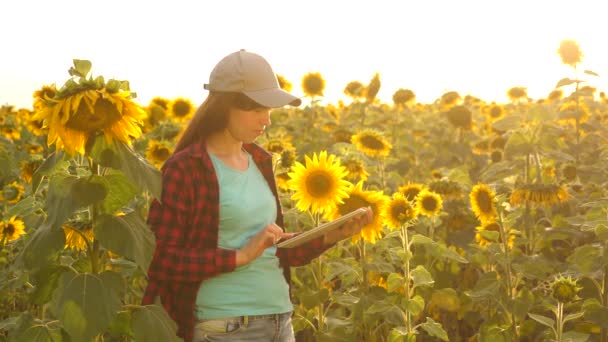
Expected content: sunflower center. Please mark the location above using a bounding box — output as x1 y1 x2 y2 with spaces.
339 195 370 215
421 197 438 211
3 224 15 236
2 186 18 201
67 98 122 132
153 147 171 161
359 135 385 150
305 171 333 198
172 101 191 117
476 191 493 213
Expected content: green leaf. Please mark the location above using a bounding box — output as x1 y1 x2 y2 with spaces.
32 150 68 194
387 272 405 293
431 288 460 312
332 293 360 306
583 300 608 328
71 176 108 208
404 295 425 316
18 222 65 270
44 174 81 230
479 160 520 183
131 305 180 342
528 313 555 330
69 59 92 78
16 321 65 342
366 301 393 315
491 114 522 132
584 69 599 77
107 310 133 338
566 244 604 275
300 288 329 309
555 77 578 88
29 265 70 305
98 171 139 214
410 234 436 246
504 131 534 158
51 271 123 342
438 244 469 263
561 331 590 341
467 272 501 299
90 137 161 200
419 318 449 341
94 212 155 271
411 265 434 288
563 311 584 323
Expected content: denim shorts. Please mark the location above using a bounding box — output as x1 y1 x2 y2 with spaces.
193 311 295 342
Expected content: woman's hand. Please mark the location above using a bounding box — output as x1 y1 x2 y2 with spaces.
236 223 295 266
323 206 374 246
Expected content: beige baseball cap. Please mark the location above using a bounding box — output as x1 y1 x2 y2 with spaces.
204 49 302 108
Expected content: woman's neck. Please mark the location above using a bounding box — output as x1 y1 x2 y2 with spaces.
205 131 244 157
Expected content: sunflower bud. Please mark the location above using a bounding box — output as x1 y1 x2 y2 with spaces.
550 276 580 303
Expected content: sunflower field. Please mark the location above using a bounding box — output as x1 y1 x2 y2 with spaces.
1 40 607 342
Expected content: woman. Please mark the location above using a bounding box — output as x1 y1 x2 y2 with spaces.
142 50 373 342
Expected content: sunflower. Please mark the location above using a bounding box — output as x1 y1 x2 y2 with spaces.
26 143 44 154
558 100 589 123
351 129 392 158
550 275 581 303
276 74 293 92
287 151 351 215
561 164 577 181
0 216 26 243
446 105 472 129
398 182 426 202
276 172 291 191
32 84 57 112
325 181 388 243
301 72 325 97
429 179 463 201
510 184 570 208
439 91 461 110
144 97 170 129
547 89 563 102
384 192 418 230
507 87 527 102
168 97 195 122
469 183 497 223
33 88 145 156
475 221 515 249
146 139 173 168
344 81 365 100
332 128 354 144
364 73 381 103
342 157 369 182
20 159 42 184
265 138 295 155
415 190 443 217
63 224 94 252
557 40 583 67
2 126 21 141
1 181 24 204
279 149 297 169
486 103 505 121
392 88 416 107
490 150 503 163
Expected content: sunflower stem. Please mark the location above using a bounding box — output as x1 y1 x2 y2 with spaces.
574 65 580 164
497 210 518 339
602 242 608 342
400 224 413 335
312 213 326 332
556 301 564 341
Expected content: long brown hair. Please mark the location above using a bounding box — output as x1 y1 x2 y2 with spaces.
173 92 264 154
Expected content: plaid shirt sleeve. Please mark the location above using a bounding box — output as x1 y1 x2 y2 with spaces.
147 157 236 283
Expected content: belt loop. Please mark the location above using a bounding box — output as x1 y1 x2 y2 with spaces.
243 315 249 328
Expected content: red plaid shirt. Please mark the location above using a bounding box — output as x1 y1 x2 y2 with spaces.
142 142 331 342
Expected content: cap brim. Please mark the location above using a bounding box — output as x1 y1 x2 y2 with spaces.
244 88 302 108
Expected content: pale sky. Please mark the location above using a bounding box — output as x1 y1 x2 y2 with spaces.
1 0 606 110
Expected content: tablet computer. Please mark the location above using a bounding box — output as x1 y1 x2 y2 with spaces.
277 207 368 248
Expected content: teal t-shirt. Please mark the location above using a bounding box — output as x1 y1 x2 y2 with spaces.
195 151 293 320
